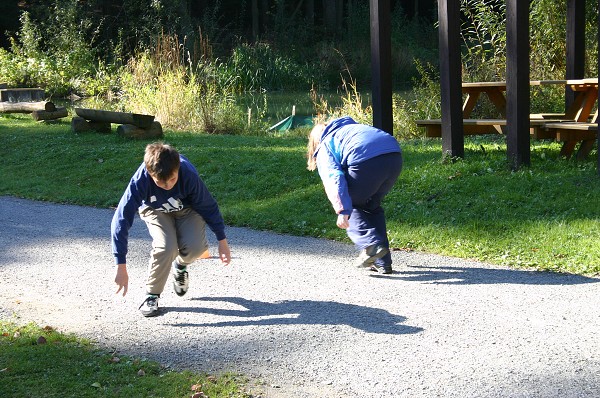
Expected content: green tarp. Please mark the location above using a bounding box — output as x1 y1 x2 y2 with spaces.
268 114 314 133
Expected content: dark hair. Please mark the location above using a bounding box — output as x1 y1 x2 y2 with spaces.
144 142 180 181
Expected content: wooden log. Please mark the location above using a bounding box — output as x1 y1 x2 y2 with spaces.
71 117 112 133
0 88 45 102
117 122 163 139
0 101 56 113
32 107 67 121
75 108 154 129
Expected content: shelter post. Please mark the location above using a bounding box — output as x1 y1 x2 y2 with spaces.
438 0 464 158
370 0 393 134
505 0 530 169
566 0 586 109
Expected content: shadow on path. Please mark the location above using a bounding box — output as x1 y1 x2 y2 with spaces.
165 297 423 335
387 264 600 285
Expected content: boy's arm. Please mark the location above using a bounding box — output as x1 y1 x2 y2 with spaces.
217 239 231 265
114 263 129 296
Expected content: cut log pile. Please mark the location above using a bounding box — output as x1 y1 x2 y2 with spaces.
73 108 162 138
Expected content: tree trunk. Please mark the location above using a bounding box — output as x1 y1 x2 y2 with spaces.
0 101 56 113
32 107 67 121
74 108 154 128
117 122 163 139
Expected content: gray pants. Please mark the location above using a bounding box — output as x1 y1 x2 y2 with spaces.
139 206 208 295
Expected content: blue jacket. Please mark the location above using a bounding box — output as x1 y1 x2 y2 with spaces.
111 155 226 264
314 116 401 215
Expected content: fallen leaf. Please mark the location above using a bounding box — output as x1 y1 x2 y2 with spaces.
43 326 55 331
91 382 102 388
137 369 146 376
191 384 202 391
37 336 47 345
191 393 206 398
110 356 120 363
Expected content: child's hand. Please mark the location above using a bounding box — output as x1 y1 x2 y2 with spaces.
337 214 349 229
218 239 231 265
114 264 129 296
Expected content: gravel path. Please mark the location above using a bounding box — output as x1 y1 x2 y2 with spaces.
1 196 600 397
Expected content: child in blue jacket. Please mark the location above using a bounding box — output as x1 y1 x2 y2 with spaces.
111 142 231 316
307 116 402 273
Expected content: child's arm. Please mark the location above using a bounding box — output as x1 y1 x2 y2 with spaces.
217 239 231 265
114 263 129 296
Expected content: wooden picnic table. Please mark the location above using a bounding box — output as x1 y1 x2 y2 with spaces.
417 78 598 159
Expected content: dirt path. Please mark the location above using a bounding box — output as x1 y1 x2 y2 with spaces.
1 196 600 397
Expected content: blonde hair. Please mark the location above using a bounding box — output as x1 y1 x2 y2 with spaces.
306 123 326 171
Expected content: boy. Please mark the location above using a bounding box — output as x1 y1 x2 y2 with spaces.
111 142 231 317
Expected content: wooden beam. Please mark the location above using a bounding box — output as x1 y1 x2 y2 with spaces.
506 0 530 169
370 0 393 134
438 0 463 158
566 0 585 108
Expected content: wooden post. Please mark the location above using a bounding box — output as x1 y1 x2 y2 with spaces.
438 0 464 158
566 0 585 109
506 0 530 170
370 0 393 135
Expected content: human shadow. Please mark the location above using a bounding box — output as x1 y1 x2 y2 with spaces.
388 264 600 285
166 296 423 335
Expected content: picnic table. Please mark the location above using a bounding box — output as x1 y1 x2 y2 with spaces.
416 78 598 159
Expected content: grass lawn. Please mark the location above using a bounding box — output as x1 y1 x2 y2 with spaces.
1 113 599 275
0 321 250 397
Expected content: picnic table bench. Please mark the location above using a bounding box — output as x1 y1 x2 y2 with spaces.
416 78 599 159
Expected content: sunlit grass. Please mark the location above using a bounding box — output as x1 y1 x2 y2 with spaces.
1 114 599 275
0 321 250 398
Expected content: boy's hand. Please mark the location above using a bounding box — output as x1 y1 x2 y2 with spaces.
218 239 231 266
115 264 129 296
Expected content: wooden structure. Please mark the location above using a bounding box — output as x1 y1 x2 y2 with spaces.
0 87 45 102
369 0 599 172
416 78 598 159
74 108 155 129
73 108 162 138
435 0 598 170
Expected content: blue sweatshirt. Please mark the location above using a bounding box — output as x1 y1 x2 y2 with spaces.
314 116 401 215
111 155 226 264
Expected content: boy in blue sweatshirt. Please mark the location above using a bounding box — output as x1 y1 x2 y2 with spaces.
307 116 402 274
111 142 231 316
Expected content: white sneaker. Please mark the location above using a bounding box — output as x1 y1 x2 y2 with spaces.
172 261 189 297
138 295 159 317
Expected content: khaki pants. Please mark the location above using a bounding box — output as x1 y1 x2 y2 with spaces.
139 206 208 295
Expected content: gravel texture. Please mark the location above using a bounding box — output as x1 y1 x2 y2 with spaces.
1 196 600 397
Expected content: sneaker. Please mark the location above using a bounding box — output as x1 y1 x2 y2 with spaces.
370 264 393 274
172 261 189 297
355 244 389 268
139 295 159 317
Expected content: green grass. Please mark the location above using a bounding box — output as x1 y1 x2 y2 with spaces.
0 321 250 398
1 113 599 275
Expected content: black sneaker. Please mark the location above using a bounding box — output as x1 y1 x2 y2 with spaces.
139 295 159 317
370 264 393 274
354 244 389 268
172 261 189 297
